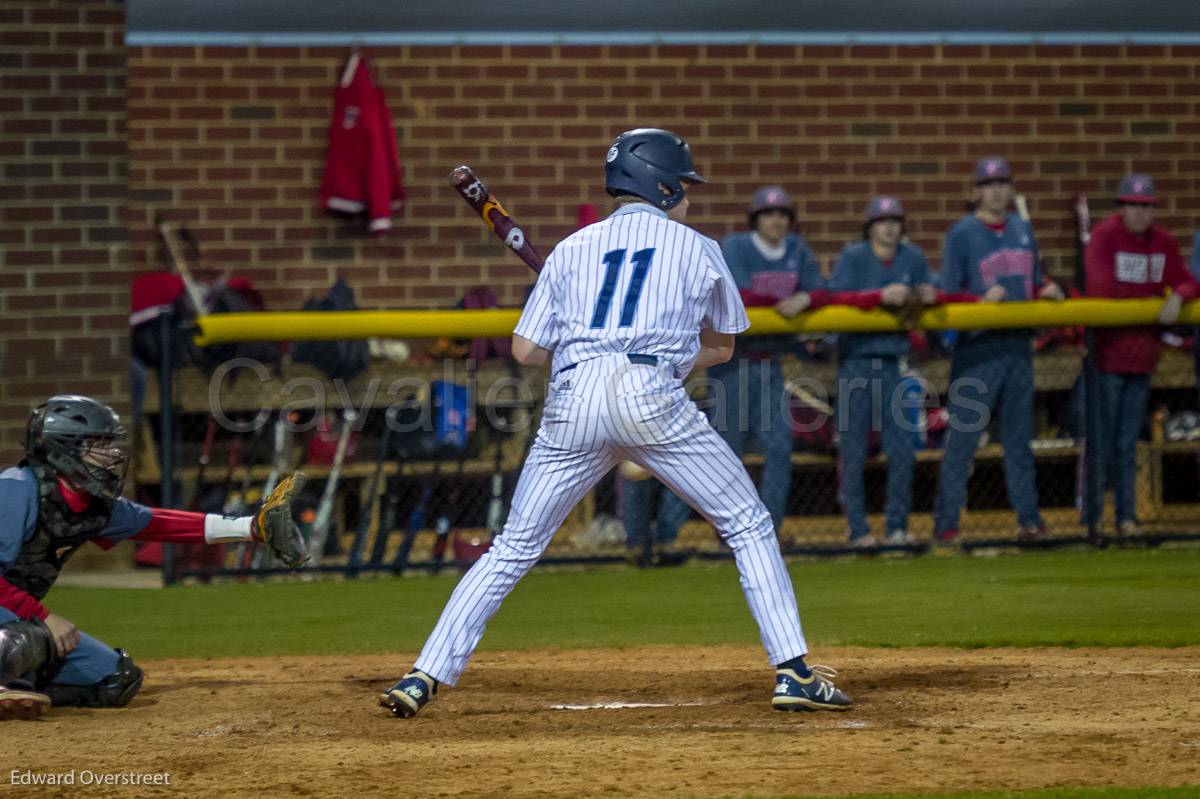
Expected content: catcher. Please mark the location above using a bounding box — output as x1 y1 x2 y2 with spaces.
0 395 307 720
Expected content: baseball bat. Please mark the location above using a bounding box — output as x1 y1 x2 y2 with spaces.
186 417 218 511
1072 193 1092 291
449 166 545 273
219 435 243 515
245 410 294 571
308 409 357 567
370 469 404 569
392 454 441 576
1014 193 1030 222
223 413 268 520
368 392 425 570
432 433 470 575
431 365 477 574
156 217 209 315
346 410 394 578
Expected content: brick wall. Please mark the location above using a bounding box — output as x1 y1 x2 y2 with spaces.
125 42 1200 316
6 36 1200 457
0 0 127 462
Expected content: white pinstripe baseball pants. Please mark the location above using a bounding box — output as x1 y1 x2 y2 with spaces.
413 354 809 685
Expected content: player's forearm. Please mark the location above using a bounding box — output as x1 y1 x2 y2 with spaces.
695 329 735 369
129 508 253 544
694 347 733 370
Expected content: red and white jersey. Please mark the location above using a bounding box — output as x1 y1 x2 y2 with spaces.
318 52 406 233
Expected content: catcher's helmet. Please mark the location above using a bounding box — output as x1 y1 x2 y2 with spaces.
25 395 129 500
604 128 705 210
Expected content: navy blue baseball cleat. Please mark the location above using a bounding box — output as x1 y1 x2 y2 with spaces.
380 670 437 718
772 665 853 712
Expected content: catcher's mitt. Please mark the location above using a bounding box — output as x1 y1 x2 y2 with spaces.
252 472 309 568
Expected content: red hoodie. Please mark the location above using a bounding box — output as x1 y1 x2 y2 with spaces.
1085 213 1199 374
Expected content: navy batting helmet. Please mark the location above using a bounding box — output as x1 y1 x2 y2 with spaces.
604 128 705 210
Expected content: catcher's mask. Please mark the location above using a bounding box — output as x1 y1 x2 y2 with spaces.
25 395 129 501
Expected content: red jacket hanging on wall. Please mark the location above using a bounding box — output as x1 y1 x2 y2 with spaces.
319 52 405 233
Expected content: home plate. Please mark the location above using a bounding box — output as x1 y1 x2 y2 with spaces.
551 701 706 711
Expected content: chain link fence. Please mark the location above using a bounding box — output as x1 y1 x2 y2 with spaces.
135 323 1200 582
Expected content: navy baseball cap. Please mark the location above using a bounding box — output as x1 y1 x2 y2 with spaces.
748 186 795 216
1118 173 1157 205
974 157 1012 184
865 195 905 223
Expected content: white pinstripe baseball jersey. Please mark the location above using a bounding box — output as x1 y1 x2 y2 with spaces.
408 201 811 689
515 204 749 378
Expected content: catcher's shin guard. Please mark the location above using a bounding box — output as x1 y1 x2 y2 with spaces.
0 619 56 683
43 649 144 708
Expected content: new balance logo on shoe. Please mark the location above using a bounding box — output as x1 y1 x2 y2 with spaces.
772 667 853 713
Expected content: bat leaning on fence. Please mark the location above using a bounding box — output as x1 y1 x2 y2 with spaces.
392 445 444 576
241 411 294 571
365 391 427 572
186 418 218 511
346 409 396 578
307 409 357 568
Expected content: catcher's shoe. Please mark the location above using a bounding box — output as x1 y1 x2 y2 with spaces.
380 671 436 718
772 665 853 712
0 683 51 721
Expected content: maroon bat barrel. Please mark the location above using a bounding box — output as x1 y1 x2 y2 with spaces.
449 165 545 273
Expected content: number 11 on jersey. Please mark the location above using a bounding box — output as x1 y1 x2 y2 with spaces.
589 247 656 328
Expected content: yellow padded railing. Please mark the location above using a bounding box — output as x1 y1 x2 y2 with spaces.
192 297 1199 345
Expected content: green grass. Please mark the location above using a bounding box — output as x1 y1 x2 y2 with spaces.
782 789 1197 799
47 548 1200 659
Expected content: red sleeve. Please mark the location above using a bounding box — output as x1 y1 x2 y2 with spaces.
1084 229 1118 298
807 289 885 310
128 508 209 544
936 291 981 304
1163 241 1200 301
739 288 779 307
0 574 49 620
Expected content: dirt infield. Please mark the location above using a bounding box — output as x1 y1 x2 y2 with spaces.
5 646 1199 798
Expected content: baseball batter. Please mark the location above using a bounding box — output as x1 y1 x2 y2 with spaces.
381 129 852 717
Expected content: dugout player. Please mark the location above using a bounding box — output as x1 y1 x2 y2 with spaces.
1085 175 1198 536
932 158 1064 544
0 395 305 720
714 187 828 530
621 186 827 549
381 129 852 718
1190 229 1200 406
828 197 936 547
